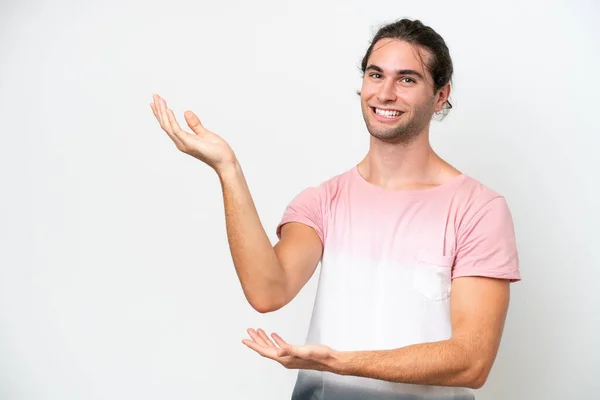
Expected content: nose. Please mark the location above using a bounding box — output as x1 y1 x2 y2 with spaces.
376 80 397 103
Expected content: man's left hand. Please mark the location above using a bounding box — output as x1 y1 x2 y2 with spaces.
242 328 339 372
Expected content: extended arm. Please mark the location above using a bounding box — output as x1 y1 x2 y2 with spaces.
244 276 510 389
150 94 322 313
219 164 323 313
331 276 510 389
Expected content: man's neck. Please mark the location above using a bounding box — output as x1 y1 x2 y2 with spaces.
357 134 450 191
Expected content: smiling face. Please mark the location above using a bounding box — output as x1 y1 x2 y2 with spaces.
360 38 446 144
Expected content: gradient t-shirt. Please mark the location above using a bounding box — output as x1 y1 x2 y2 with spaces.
276 165 521 400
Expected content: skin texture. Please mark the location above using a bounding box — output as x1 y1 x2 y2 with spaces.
241 276 509 389
150 38 511 390
150 96 322 313
356 38 461 191
361 39 443 145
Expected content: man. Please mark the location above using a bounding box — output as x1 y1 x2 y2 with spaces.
150 18 520 400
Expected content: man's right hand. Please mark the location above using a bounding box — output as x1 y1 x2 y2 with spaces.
150 94 237 174
150 93 322 313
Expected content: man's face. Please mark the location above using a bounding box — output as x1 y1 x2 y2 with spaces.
360 38 440 144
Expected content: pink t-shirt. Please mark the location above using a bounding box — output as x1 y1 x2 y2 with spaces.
276 165 520 400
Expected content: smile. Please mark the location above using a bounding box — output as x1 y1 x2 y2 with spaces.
371 107 404 121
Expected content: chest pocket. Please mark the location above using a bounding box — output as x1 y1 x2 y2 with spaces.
412 251 454 301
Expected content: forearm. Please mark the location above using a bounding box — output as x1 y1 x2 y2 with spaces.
217 161 287 312
330 339 483 389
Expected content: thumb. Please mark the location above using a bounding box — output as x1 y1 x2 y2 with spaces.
277 346 294 357
184 110 206 136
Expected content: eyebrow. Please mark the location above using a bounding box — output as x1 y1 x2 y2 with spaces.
365 64 425 81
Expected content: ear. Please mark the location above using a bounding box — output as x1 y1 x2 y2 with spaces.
435 83 451 112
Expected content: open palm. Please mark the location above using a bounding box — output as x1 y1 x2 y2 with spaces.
242 328 337 371
150 94 236 172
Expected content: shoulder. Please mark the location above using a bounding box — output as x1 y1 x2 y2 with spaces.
451 175 515 237
297 167 353 200
276 168 353 241
453 175 508 216
450 175 520 281
455 174 503 202
281 167 353 213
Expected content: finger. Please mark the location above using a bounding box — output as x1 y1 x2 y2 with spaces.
158 97 181 142
159 98 172 132
247 328 270 348
150 102 159 120
167 108 189 144
152 95 164 124
271 333 294 357
271 332 289 347
151 98 165 126
257 329 277 348
242 339 278 359
166 108 187 148
151 102 167 128
277 346 294 357
242 339 268 357
184 110 207 136
153 95 184 148
155 95 168 127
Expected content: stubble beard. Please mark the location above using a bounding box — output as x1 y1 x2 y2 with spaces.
361 101 433 145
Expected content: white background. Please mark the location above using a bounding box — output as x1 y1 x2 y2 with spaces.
1 0 599 398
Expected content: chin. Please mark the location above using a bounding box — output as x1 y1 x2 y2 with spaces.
368 125 420 144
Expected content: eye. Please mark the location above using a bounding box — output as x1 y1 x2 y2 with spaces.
400 77 416 84
369 73 382 79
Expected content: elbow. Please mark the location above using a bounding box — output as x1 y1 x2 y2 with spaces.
467 376 486 390
247 294 287 314
243 281 290 314
465 361 491 390
250 301 282 314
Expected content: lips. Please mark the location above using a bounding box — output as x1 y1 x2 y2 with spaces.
371 107 404 120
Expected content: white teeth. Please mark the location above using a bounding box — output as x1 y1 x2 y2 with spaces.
375 108 402 118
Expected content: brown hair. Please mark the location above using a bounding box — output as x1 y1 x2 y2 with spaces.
359 18 454 119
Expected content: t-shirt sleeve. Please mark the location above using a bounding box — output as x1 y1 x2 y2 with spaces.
452 196 521 282
275 186 325 244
